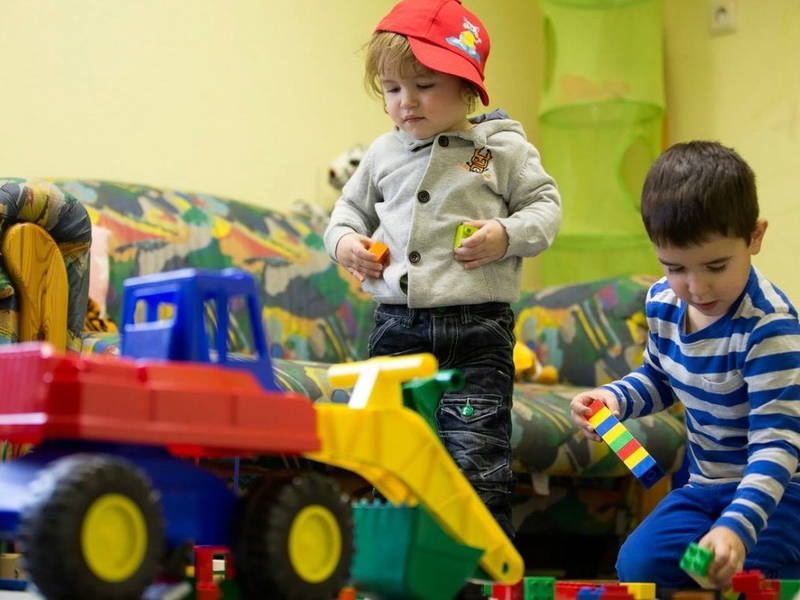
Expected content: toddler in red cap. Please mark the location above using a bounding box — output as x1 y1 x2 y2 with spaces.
324 0 561 538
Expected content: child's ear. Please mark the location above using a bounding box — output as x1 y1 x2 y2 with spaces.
749 218 768 254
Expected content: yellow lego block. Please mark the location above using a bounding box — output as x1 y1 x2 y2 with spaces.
603 422 628 444
623 446 649 469
622 582 656 600
588 406 613 429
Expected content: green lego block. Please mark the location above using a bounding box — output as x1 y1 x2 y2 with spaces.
524 576 556 600
608 430 634 452
351 501 483 600
454 223 479 248
780 580 800 600
680 542 714 588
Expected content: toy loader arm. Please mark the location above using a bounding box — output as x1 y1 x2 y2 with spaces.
306 354 524 584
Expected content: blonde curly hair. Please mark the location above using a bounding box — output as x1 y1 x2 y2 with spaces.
364 32 479 114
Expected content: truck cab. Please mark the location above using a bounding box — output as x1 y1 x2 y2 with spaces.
121 268 277 391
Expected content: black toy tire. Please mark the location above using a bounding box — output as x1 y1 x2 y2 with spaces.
235 473 354 600
18 453 164 600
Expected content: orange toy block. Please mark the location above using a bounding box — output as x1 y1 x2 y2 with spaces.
368 240 389 265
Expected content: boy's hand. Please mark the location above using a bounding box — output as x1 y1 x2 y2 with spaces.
453 219 509 269
570 389 620 442
699 527 745 590
335 232 384 282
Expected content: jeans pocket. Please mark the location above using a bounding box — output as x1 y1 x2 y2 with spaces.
471 312 515 349
367 313 400 356
437 394 513 485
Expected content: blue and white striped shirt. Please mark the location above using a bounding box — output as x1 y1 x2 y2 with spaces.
605 267 800 549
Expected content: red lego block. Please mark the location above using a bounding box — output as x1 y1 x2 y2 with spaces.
599 584 635 600
733 570 767 594
194 545 234 600
338 587 358 600
615 438 642 461
492 580 524 600
556 581 596 600
586 399 606 418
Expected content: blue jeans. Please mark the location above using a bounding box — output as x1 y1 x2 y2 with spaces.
368 302 516 538
617 482 800 586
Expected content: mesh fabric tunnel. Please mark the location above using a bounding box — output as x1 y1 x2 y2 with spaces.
537 0 665 285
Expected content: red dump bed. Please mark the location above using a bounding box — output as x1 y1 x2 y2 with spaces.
0 343 319 456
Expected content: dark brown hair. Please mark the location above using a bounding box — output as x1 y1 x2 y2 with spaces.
641 141 759 247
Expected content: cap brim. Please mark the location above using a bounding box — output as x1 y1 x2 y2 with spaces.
407 37 489 106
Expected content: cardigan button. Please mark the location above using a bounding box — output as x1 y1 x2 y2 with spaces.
408 251 421 264
417 190 430 203
438 136 449 147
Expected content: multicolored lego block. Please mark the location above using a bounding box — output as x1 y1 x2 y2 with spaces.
586 399 665 488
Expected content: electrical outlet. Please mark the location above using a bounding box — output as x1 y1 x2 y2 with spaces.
709 0 737 35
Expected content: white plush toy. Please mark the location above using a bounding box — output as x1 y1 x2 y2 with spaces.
328 144 366 190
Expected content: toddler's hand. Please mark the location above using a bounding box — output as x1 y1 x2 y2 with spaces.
335 233 384 282
570 389 620 441
698 527 745 590
453 219 509 269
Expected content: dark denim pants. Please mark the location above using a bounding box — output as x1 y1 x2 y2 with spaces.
368 302 516 537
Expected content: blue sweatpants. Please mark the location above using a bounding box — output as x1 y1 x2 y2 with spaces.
617 481 800 586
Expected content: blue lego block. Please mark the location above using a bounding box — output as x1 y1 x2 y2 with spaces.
592 414 617 436
631 455 665 489
577 586 605 600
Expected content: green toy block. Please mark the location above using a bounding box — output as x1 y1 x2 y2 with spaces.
402 370 465 433
679 542 714 588
351 501 483 600
454 223 479 248
524 576 556 600
780 580 800 600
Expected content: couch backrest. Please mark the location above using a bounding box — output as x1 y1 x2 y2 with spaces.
53 179 376 363
513 274 657 387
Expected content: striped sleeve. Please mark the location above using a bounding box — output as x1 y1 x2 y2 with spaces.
602 284 677 419
713 313 800 549
603 335 677 419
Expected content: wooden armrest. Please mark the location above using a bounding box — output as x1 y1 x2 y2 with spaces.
1 223 68 350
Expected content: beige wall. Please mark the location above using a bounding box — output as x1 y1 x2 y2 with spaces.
663 0 800 300
3 1 799 297
1 1 541 213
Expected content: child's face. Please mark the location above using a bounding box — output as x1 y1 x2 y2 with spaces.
654 222 767 326
380 64 471 140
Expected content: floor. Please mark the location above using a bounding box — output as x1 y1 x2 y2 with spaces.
0 592 36 599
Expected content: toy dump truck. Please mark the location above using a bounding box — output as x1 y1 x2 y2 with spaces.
0 268 523 600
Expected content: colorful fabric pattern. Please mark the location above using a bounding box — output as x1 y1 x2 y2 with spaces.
514 275 658 387
0 179 91 349
54 179 375 363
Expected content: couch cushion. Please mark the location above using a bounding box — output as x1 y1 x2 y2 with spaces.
513 275 658 388
55 179 375 363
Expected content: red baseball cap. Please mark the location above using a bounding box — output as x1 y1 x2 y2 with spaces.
375 0 491 105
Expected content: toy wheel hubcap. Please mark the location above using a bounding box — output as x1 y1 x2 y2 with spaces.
81 493 148 582
288 505 342 583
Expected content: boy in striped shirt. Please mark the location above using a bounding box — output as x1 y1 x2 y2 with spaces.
571 141 800 590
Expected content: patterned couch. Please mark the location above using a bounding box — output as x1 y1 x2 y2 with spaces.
0 178 685 538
